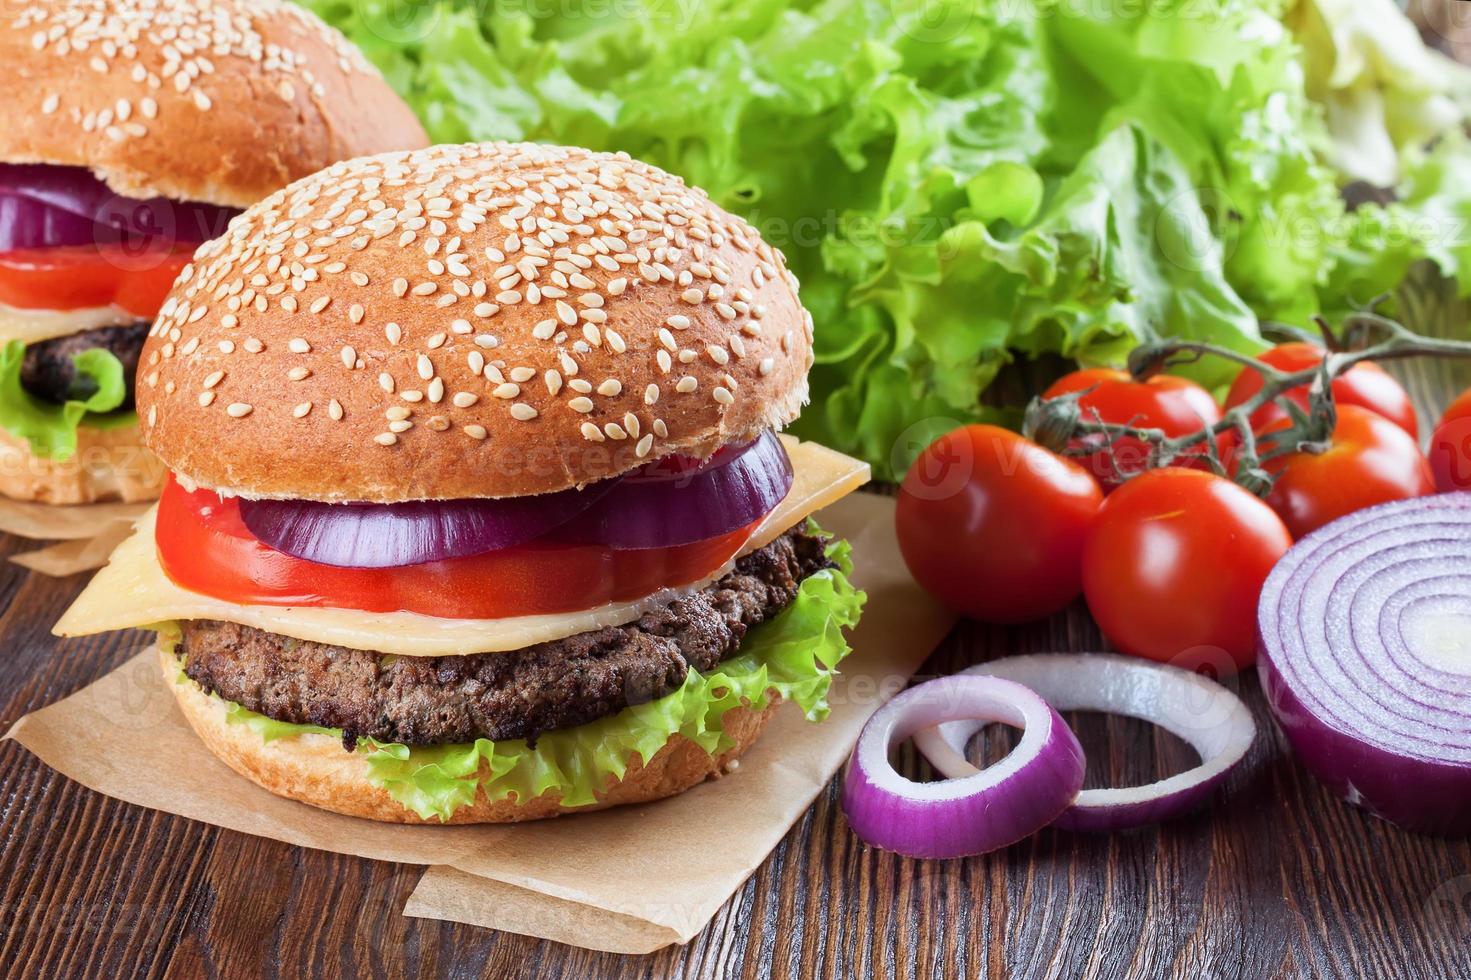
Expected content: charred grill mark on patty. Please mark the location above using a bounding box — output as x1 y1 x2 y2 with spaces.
19 323 149 406
178 527 834 748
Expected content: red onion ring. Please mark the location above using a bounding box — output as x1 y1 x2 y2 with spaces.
238 481 614 569
913 654 1256 832
842 676 1086 859
1257 494 1471 835
238 431 794 567
0 163 239 250
547 430 794 549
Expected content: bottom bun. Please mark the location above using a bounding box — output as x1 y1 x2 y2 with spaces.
0 423 166 505
162 646 779 824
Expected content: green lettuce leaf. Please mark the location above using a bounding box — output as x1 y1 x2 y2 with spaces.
0 340 134 459
171 530 865 822
300 0 1471 478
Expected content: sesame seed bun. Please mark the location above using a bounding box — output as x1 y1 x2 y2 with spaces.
0 421 166 504
163 644 777 824
139 142 813 502
0 0 429 209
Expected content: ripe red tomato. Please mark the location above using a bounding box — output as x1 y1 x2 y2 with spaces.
0 245 191 315
896 424 1103 623
1043 368 1224 486
1082 469 1291 673
156 477 755 620
1223 342 1418 437
1429 388 1471 492
1262 404 1435 538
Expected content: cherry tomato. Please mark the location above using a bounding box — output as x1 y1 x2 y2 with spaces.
0 244 191 315
1082 468 1291 673
1429 388 1471 493
1043 368 1225 486
897 424 1103 623
156 477 755 620
1261 404 1435 539
1224 342 1418 437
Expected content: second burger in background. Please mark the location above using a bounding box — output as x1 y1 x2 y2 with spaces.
58 141 871 824
0 0 428 507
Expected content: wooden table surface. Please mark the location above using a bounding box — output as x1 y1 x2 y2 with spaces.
2 351 1471 979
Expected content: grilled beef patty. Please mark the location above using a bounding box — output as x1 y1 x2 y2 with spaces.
178 527 834 748
19 323 149 406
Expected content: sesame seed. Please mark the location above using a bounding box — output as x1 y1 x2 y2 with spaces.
533 319 557 340
198 391 215 407
624 413 640 438
707 345 730 365
329 399 344 420
375 432 398 446
545 370 563 395
636 434 654 458
288 338 311 353
402 390 424 403
491 383 520 399
606 329 627 354
644 384 659 405
713 386 734 405
219 340 236 354
451 319 473 334
288 366 311 381
581 422 606 442
226 402 253 417
342 346 357 369
416 355 434 380
386 323 403 344
243 337 264 353
676 376 698 393
759 358 775 376
604 422 628 440
666 314 690 330
203 370 225 389
388 420 413 433
310 296 331 314
568 396 596 414
464 424 489 440
569 378 593 394
681 288 704 304
510 403 539 421
428 378 445 403
349 304 365 324
427 333 446 349
653 419 669 437
294 402 312 418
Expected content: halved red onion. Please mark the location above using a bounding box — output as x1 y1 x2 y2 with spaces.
546 429 794 549
842 676 1086 859
0 163 239 251
238 482 614 569
914 654 1256 833
1257 494 1471 836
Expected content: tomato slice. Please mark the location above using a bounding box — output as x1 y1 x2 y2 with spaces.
0 245 192 316
156 477 759 620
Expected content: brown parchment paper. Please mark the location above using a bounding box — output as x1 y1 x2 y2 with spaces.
5 491 954 952
0 497 150 575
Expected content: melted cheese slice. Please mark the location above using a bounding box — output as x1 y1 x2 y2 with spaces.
55 437 870 656
0 303 141 345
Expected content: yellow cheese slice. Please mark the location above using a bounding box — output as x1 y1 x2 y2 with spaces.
55 437 870 657
0 303 140 345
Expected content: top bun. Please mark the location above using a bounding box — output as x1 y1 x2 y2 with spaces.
138 142 813 502
0 0 429 208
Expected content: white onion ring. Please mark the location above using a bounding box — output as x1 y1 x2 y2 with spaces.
842 675 1085 858
1257 494 1471 835
914 654 1256 832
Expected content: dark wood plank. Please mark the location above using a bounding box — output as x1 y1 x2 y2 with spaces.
0 357 1469 978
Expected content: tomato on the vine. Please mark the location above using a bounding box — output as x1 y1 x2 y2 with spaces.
1082 468 1291 673
897 424 1103 623
1429 388 1471 492
1043 368 1224 486
1223 342 1418 437
1261 404 1435 539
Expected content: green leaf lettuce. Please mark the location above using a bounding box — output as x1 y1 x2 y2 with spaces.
0 340 133 459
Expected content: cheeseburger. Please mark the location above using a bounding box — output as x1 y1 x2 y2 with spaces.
0 0 427 507
58 142 870 823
